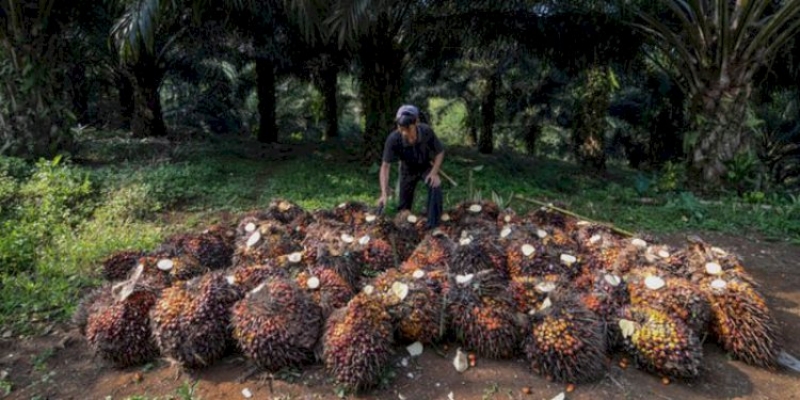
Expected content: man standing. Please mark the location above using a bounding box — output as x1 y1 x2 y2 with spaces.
378 105 445 230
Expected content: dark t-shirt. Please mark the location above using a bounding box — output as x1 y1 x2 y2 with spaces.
382 124 444 175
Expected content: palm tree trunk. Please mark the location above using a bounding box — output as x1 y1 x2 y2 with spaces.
256 57 278 144
572 67 610 170
320 65 339 140
117 72 134 130
479 71 499 154
67 63 89 125
358 35 403 164
687 85 751 187
465 101 480 146
130 58 166 138
524 119 541 155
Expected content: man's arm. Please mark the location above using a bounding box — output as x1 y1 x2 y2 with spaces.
379 161 391 205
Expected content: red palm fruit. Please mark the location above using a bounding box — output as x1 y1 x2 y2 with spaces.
150 272 242 369
525 288 607 384
322 292 394 392
232 277 323 372
85 281 160 368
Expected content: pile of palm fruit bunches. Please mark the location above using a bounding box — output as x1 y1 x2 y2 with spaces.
74 198 786 392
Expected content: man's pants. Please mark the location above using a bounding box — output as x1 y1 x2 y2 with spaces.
397 170 443 229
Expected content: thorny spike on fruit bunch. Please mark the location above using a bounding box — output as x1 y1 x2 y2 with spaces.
402 231 455 273
524 288 607 384
446 270 520 359
102 250 144 282
296 267 355 318
616 305 703 379
150 272 243 369
73 283 114 335
233 220 299 268
372 269 445 344
85 281 160 368
232 277 323 372
509 274 564 314
700 271 782 369
322 292 394 392
627 271 711 336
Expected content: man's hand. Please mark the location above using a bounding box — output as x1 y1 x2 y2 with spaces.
425 172 441 188
377 194 388 208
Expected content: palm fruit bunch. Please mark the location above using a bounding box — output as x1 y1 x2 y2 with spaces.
700 271 781 368
151 254 207 281
296 267 355 317
101 250 144 281
448 200 501 230
332 201 371 226
670 237 755 284
446 269 520 359
449 231 504 277
616 305 703 379
174 229 234 271
233 220 299 267
301 219 350 265
402 230 454 273
505 236 548 278
227 262 287 292
497 207 523 228
264 198 308 225
129 257 174 289
150 272 242 369
85 280 160 368
524 289 607 384
312 242 365 289
360 236 396 273
524 204 578 232
232 277 323 372
73 284 114 335
371 268 445 343
574 270 628 346
627 271 710 335
391 210 425 259
509 274 564 314
322 292 394 392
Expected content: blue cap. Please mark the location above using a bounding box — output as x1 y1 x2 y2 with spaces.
395 105 419 121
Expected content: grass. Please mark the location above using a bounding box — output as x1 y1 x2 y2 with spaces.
0 133 798 334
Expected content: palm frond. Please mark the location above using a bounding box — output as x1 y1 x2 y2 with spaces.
111 0 162 61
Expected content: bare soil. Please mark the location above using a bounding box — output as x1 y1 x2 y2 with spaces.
2 231 799 400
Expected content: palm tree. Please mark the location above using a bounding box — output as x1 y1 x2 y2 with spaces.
631 0 800 187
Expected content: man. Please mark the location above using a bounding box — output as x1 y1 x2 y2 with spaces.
378 104 445 229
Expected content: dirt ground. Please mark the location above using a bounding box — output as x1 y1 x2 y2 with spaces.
2 231 799 400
